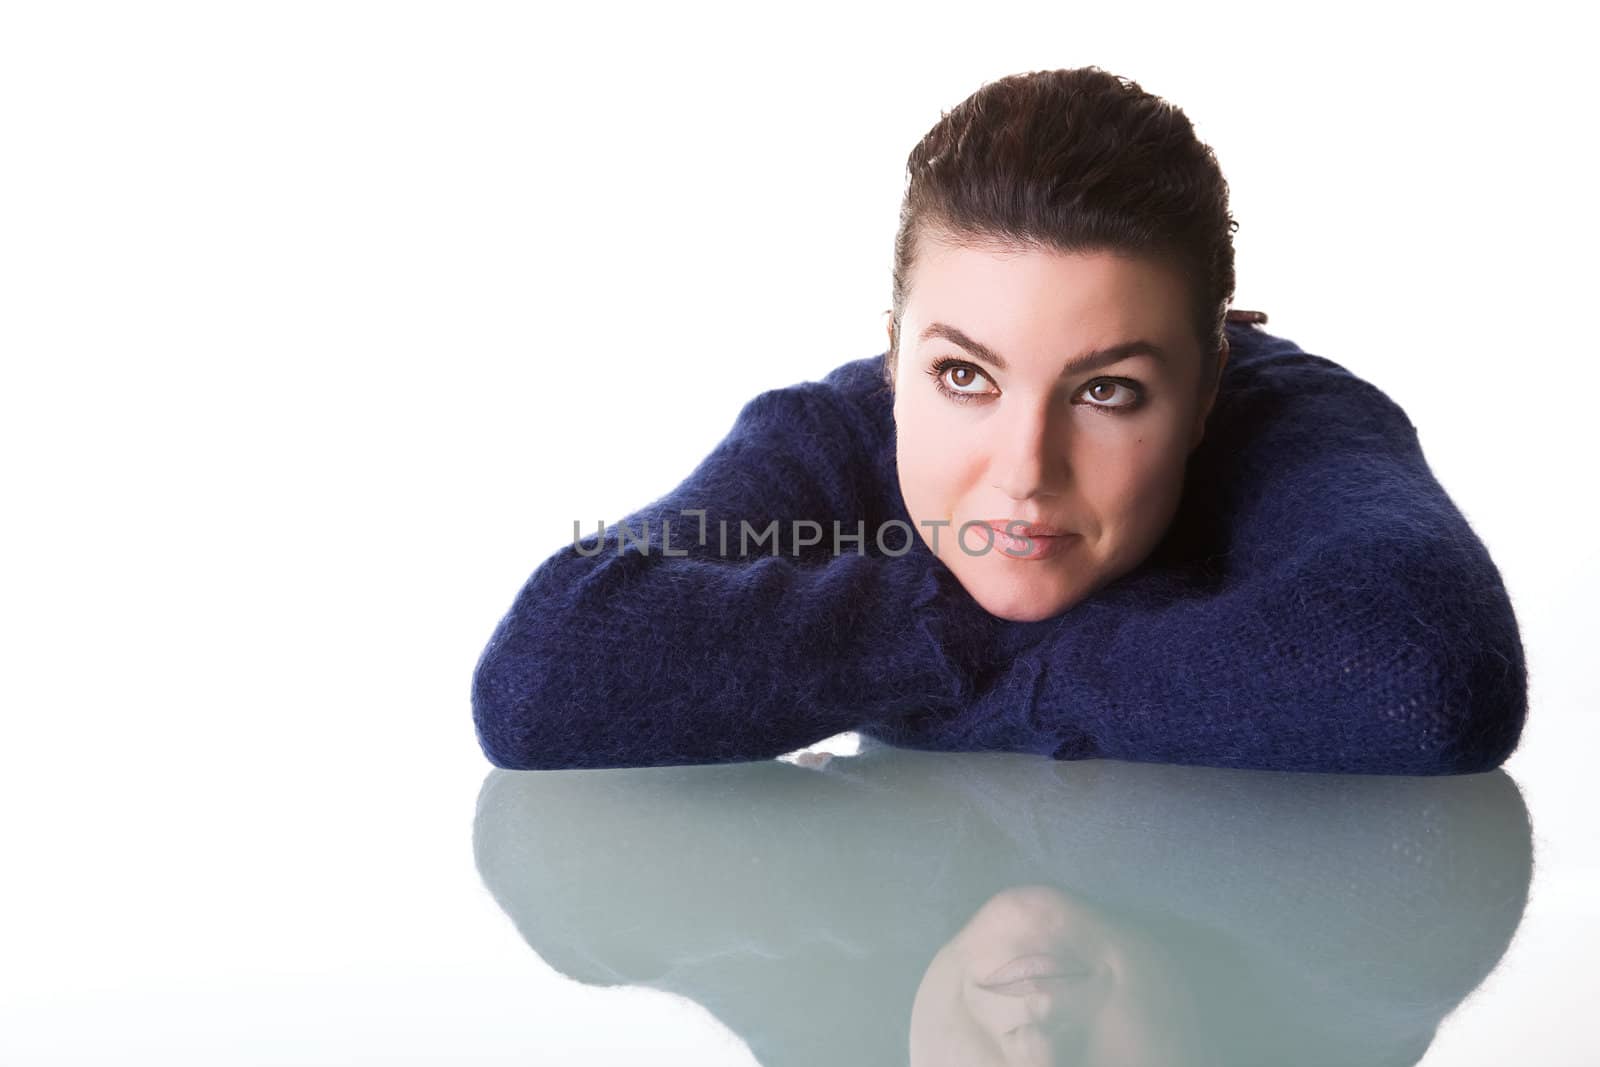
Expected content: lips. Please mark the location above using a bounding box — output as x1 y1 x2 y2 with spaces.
978 952 1093 990
978 520 1077 561
978 975 1081 999
982 519 1071 538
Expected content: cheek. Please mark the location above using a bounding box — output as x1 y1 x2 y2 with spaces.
894 404 984 513
1080 427 1189 515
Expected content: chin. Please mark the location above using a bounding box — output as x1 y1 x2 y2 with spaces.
969 584 1081 623
984 602 1071 623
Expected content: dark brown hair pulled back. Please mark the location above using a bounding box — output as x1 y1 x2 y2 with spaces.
886 66 1238 394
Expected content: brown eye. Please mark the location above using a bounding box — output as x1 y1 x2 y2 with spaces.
1080 379 1142 410
925 357 1000 406
930 358 994 398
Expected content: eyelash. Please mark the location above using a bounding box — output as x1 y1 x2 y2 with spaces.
925 357 1146 414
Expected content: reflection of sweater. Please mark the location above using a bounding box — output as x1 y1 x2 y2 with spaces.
472 321 1528 774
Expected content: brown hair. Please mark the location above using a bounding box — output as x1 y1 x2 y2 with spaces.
885 66 1238 396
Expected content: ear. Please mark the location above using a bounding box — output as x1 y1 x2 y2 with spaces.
1190 337 1230 451
883 311 897 386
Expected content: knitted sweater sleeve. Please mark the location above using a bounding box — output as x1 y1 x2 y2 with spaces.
470 370 1001 770
866 328 1529 775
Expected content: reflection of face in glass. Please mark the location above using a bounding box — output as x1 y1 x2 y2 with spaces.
909 884 1211 1066
889 240 1226 623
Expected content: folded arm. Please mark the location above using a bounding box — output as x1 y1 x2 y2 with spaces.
471 378 1004 769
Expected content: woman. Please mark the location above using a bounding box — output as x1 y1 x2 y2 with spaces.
471 67 1526 774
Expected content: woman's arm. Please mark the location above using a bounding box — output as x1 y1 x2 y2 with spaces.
470 369 1005 770
868 333 1529 775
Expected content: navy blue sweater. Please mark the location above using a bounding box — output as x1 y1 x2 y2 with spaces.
472 321 1527 774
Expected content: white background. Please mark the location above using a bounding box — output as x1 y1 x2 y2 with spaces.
2 1 1595 1063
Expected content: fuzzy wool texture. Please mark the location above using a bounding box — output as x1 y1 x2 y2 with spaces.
472 321 1527 774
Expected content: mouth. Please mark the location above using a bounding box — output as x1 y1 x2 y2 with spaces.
982 519 1072 538
977 953 1094 991
979 520 1077 560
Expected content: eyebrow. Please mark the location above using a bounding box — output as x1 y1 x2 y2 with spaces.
918 322 1168 377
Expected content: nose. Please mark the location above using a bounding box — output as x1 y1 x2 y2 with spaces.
989 396 1066 501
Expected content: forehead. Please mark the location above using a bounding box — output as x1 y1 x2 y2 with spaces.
906 239 1192 347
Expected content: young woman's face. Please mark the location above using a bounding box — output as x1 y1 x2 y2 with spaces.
890 239 1225 622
